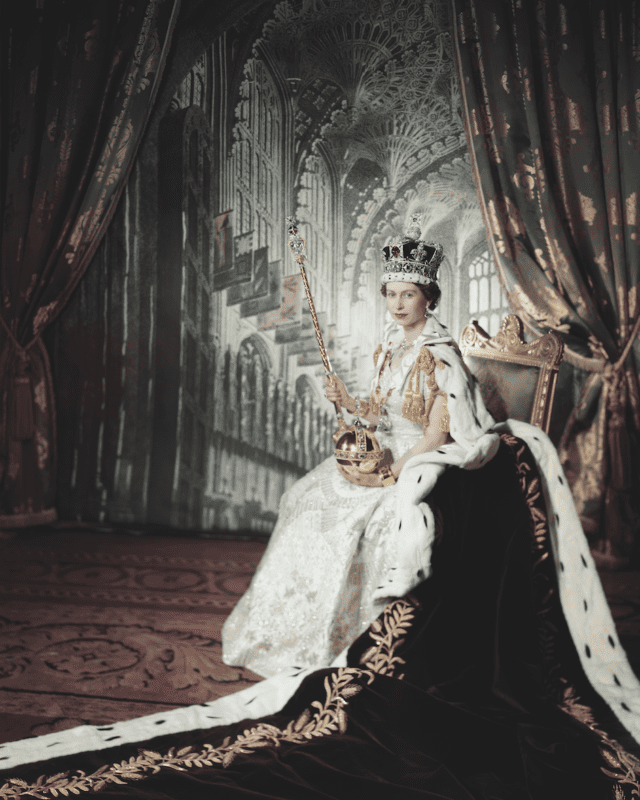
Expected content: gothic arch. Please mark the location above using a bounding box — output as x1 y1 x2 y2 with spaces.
295 373 319 400
238 334 272 448
239 332 272 373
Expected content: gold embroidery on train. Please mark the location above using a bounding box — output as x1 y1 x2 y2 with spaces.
4 598 418 798
501 433 640 797
359 597 416 679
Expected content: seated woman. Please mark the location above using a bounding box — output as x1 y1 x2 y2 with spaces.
222 226 495 678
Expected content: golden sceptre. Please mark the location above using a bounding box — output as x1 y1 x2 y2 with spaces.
286 217 386 472
286 217 346 435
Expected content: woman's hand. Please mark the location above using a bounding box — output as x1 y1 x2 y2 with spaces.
337 453 397 487
337 463 385 487
324 374 350 408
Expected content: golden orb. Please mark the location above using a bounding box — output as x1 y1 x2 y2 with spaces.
334 423 386 475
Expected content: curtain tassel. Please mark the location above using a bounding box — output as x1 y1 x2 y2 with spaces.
11 367 35 441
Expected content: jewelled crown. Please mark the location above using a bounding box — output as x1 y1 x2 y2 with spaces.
381 215 444 286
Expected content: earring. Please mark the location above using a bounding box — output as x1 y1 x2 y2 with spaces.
424 309 430 318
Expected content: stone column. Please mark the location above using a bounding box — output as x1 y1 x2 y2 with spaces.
265 375 276 455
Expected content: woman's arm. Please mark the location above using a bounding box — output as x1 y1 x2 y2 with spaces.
387 393 448 479
337 392 449 487
323 374 379 425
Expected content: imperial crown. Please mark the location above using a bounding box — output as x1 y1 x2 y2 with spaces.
380 215 444 286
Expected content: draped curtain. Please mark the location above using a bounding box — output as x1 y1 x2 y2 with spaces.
0 0 180 526
452 0 640 564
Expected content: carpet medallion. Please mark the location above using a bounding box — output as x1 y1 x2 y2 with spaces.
0 531 266 745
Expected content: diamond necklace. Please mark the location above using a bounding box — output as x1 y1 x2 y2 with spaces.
398 337 418 352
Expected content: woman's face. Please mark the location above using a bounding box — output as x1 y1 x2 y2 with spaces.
384 282 428 329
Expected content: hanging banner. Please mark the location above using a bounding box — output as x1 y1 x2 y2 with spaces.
212 210 235 290
240 259 282 317
257 273 303 331
227 246 269 306
275 306 314 343
234 231 254 284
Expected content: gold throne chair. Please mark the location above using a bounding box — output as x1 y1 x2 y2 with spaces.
459 315 564 434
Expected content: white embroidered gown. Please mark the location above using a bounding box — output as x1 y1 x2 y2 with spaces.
222 345 430 678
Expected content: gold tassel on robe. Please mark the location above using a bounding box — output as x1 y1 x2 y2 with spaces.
400 347 450 434
368 345 450 433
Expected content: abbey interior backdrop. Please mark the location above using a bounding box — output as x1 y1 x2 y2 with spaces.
48 0 530 534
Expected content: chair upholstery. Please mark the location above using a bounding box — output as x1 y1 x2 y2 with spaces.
459 315 564 434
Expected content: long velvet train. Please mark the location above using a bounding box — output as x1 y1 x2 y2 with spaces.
2 436 639 799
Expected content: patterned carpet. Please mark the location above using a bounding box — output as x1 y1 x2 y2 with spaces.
0 528 266 745
0 526 639 749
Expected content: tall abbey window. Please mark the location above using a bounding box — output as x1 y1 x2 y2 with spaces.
467 250 510 336
233 59 282 258
298 154 333 317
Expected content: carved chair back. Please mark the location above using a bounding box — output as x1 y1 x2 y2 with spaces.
459 315 564 434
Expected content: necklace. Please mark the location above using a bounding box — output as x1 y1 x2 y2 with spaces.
398 337 418 352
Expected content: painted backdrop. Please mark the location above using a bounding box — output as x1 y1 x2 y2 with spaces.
49 0 505 533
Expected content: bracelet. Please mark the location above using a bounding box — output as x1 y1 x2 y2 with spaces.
379 466 396 487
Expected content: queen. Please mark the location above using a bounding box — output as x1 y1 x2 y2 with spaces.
221 220 498 677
